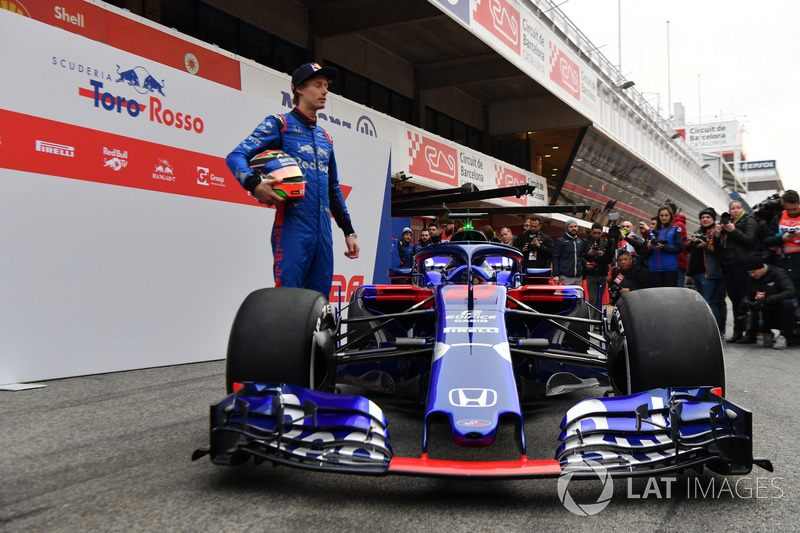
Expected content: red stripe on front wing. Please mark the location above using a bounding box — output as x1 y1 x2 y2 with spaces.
388 456 562 476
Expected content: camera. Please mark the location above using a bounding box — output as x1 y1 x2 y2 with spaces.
606 212 622 239
650 239 668 246
608 286 621 301
752 193 782 223
720 212 731 225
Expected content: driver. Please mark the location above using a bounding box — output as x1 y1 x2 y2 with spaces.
226 62 359 297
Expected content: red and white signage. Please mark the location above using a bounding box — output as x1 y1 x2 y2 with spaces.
0 6 389 384
473 0 521 55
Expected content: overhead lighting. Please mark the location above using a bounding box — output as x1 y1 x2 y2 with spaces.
618 80 636 90
671 132 682 140
544 154 551 158
701 163 710 169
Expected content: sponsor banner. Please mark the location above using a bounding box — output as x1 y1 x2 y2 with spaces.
677 121 741 151
240 61 547 206
429 0 598 121
6 0 241 89
473 0 521 55
740 160 776 171
0 10 252 158
1 109 251 206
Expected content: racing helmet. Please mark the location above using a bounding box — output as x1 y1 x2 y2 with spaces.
249 150 305 199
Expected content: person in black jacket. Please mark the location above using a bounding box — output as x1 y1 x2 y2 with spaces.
738 254 796 349
515 216 554 272
583 223 613 319
608 250 648 304
714 200 760 343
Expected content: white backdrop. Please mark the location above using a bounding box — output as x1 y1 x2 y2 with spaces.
0 9 390 384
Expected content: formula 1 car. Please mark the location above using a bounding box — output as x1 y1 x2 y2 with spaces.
193 229 772 479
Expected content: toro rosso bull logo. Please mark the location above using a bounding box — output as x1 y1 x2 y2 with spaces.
115 65 166 96
80 63 204 134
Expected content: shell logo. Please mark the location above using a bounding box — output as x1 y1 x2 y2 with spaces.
1 1 31 17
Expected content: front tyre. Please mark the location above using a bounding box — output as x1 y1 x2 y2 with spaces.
225 288 335 393
607 288 725 395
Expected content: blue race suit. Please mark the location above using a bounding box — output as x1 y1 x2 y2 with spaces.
226 108 355 297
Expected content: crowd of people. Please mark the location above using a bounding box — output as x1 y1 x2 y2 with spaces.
391 190 800 350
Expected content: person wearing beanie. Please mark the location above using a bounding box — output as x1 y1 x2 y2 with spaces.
686 207 723 335
738 253 796 349
397 227 416 267
226 62 358 296
390 227 417 284
552 219 584 285
440 215 457 242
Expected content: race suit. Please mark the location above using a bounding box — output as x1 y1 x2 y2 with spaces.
226 108 355 297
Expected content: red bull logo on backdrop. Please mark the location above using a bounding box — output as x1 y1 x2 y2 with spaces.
65 59 206 133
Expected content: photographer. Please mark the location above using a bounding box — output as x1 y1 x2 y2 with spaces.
608 250 648 304
617 220 646 265
713 200 759 343
583 223 613 320
764 189 800 296
686 208 723 335
514 215 554 271
647 205 683 287
739 254 795 349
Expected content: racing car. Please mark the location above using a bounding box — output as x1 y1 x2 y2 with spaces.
193 228 772 479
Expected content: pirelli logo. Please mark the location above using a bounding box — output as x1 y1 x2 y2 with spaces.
35 140 75 158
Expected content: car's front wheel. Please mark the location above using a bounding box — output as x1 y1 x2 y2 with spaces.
225 287 335 393
606 287 725 395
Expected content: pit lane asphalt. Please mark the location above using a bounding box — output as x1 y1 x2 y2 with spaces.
2 340 796 533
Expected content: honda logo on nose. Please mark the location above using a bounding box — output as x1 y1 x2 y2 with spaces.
449 388 497 407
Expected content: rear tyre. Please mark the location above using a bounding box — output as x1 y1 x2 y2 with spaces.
607 287 725 395
225 288 335 393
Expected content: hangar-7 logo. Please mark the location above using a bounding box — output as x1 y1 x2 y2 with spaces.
473 0 521 55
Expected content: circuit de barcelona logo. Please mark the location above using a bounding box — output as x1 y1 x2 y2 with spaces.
557 460 614 516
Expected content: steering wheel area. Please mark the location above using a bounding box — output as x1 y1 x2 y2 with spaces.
443 264 492 284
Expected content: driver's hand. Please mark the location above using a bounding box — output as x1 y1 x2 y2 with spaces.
252 179 284 207
344 235 359 259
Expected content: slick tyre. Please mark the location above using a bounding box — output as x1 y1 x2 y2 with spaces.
226 288 335 393
607 287 725 395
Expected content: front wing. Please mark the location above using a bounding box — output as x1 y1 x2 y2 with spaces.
193 384 772 479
